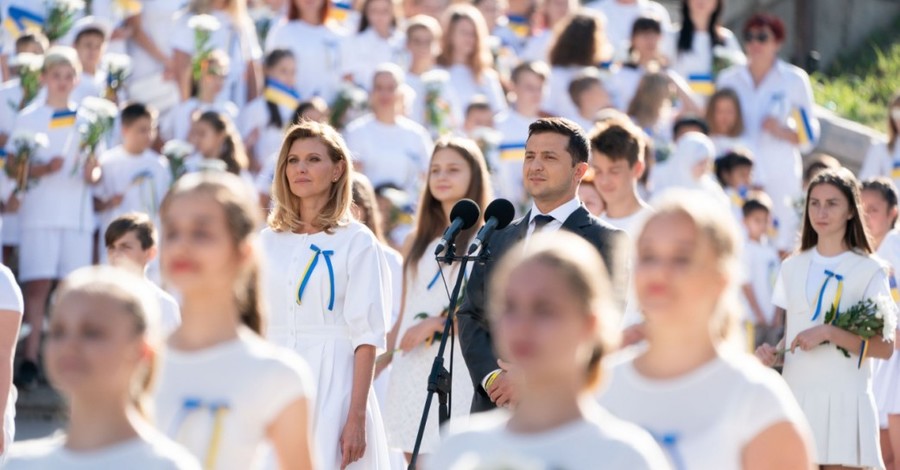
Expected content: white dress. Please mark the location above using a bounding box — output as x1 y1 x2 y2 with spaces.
154 328 314 470
599 350 809 470
773 248 893 468
426 405 670 470
859 141 900 191
260 222 392 469
265 19 346 103
873 232 900 425
384 239 474 453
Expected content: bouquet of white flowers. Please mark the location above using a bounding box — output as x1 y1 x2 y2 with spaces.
162 139 195 182
6 131 49 192
74 97 117 176
329 82 368 130
43 0 84 42
188 14 221 82
11 53 43 110
103 53 131 102
422 69 452 138
711 46 746 78
824 295 898 367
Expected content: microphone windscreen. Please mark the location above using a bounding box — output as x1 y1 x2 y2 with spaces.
483 199 516 230
450 199 481 230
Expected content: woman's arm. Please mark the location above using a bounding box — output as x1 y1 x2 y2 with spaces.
742 421 815 470
791 325 893 359
340 344 375 469
0 310 22 455
245 61 262 103
126 15 170 66
267 396 315 470
172 50 193 101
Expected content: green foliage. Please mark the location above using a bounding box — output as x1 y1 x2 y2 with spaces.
823 299 885 358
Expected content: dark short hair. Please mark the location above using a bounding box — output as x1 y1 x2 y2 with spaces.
673 116 709 137
105 212 156 250
744 13 786 42
567 69 603 107
74 27 106 45
631 16 662 37
589 123 643 167
528 118 590 164
121 102 156 128
742 197 771 218
714 149 754 186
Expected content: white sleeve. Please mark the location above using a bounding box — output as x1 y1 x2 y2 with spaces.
484 71 508 114
721 29 746 62
864 267 893 303
859 141 890 182
257 350 316 427
343 231 389 350
264 18 286 52
771 268 787 310
734 364 809 449
0 266 22 313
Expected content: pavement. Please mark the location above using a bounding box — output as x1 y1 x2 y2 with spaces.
12 384 66 442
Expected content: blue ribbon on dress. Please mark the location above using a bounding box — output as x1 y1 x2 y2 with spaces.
296 244 336 311
427 268 441 290
648 430 686 470
811 270 843 321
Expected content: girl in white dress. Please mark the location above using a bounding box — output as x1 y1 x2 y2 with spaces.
860 178 900 469
184 111 255 191
342 0 407 90
757 168 898 469
436 5 507 119
6 266 200 470
239 49 299 172
429 232 670 470
154 172 316 470
260 121 392 469
265 0 346 103
859 94 900 190
601 189 815 470
382 137 492 460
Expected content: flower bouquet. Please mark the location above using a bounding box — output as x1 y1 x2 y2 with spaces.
161 139 194 182
12 53 43 110
74 97 118 176
188 14 221 83
329 82 368 130
103 53 131 103
711 46 746 78
422 69 452 138
5 131 49 193
43 0 84 43
824 295 898 363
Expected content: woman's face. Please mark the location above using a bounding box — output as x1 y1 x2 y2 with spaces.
744 26 780 65
428 148 472 205
451 18 477 61
494 260 596 385
161 193 246 297
407 28 436 61
284 138 344 201
366 0 394 35
807 183 853 242
45 292 146 402
635 213 727 332
687 0 717 19
370 72 400 112
711 97 738 135
192 121 225 159
268 56 297 87
861 189 895 241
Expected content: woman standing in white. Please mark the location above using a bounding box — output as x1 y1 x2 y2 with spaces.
154 173 316 470
859 95 900 189
601 190 815 470
428 232 669 470
6 266 200 470
265 0 346 103
342 0 407 90
383 138 491 461
716 13 818 254
260 121 392 469
757 168 897 469
0 264 21 466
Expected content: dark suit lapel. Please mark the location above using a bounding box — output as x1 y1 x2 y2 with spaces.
513 210 531 242
561 206 592 233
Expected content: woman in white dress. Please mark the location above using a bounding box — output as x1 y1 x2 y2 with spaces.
154 172 316 470
260 121 392 469
265 0 346 103
342 0 407 90
859 94 900 190
860 177 900 469
757 168 897 469
382 137 491 461
6 266 200 469
239 49 299 172
436 5 507 119
601 189 815 470
429 232 670 470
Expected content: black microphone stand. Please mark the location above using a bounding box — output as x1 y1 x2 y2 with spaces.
407 243 490 469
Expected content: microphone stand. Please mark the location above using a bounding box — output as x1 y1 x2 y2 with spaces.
408 243 490 469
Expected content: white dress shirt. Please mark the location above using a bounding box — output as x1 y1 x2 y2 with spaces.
525 197 583 238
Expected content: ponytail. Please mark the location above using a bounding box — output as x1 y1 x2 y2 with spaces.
266 100 284 129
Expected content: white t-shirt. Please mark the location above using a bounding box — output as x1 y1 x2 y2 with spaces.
341 28 407 90
160 98 239 143
0 263 22 464
154 328 314 470
427 406 670 470
584 0 672 55
741 238 780 324
71 71 105 104
6 431 200 469
494 109 534 211
151 282 180 338
126 0 182 80
600 205 652 238
343 114 433 195
599 351 808 470
859 140 900 191
95 146 172 231
606 64 645 111
238 96 293 165
444 64 508 121
265 19 346 103
541 65 589 120
772 248 890 311
663 28 744 90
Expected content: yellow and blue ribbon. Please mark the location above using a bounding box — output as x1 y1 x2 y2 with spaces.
3 6 44 38
328 0 353 22
427 268 441 290
857 339 869 369
296 244 336 311
263 78 300 110
204 402 230 470
49 108 77 129
892 161 900 181
507 15 529 38
812 269 843 322
499 142 526 161
688 73 715 96
792 107 814 146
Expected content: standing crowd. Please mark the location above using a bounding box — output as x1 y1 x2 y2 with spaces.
0 0 899 468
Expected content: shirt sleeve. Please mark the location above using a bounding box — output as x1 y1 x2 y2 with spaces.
343 230 389 350
169 17 195 55
257 349 316 427
734 364 810 449
0 266 22 313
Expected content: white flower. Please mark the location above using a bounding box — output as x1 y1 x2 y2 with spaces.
48 0 85 13
188 14 221 33
874 294 898 342
33 133 49 148
11 53 43 72
81 97 119 121
422 69 450 90
713 46 747 66
162 139 195 158
103 53 131 74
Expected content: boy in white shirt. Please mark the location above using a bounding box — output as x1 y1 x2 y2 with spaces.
104 212 181 337
9 46 100 390
741 195 782 350
69 17 110 103
588 121 652 237
568 69 613 133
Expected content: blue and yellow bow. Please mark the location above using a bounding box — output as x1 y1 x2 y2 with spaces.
296 244 336 311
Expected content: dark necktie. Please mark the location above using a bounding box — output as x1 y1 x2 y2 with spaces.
533 214 555 232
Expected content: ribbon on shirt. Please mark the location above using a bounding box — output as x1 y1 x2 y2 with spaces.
205 402 230 470
811 269 843 322
296 244 336 311
858 339 869 369
648 430 686 470
427 268 441 290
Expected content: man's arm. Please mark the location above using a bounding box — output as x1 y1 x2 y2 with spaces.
456 259 500 404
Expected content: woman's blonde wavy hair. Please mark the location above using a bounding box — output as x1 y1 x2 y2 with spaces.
268 121 353 233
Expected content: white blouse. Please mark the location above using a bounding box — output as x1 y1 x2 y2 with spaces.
265 19 346 103
341 28 407 90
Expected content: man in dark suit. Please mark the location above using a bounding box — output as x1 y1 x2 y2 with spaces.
457 117 627 413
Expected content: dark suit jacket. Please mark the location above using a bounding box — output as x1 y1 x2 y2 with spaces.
456 205 627 412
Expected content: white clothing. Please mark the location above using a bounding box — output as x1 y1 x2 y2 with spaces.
716 61 819 252
343 114 433 196
0 264 21 465
773 248 893 467
525 197 582 238
373 245 402 409
238 96 294 167
710 135 750 157
6 432 200 470
152 282 181 338
18 228 92 282
260 222 391 469
444 64 508 121
520 30 553 62
265 19 346 103
342 28 407 90
427 406 670 470
494 109 534 211
606 64 645 112
600 205 652 238
384 238 474 453
873 232 900 425
740 238 780 324
859 140 900 191
160 98 239 143
126 0 182 80
0 79 46 137
71 71 105 104
95 146 171 232
155 328 314 470
542 65 590 120
663 28 744 99
584 0 671 56
599 351 809 470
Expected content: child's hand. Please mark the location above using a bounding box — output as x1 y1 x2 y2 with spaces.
83 157 101 184
755 343 779 367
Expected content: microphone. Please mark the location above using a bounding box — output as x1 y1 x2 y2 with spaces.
468 199 516 255
434 199 481 256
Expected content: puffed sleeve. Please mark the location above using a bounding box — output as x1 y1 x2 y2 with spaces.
343 229 389 351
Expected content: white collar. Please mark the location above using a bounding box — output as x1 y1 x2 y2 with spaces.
529 197 582 225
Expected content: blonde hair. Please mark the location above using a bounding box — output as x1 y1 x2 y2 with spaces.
52 266 160 418
160 172 265 335
637 189 742 344
268 121 353 233
488 232 621 390
42 45 82 76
